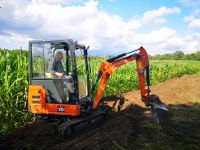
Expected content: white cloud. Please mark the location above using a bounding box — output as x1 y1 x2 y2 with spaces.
188 19 200 29
193 9 200 16
0 31 32 50
179 0 200 6
184 15 200 29
141 6 181 25
127 27 183 54
0 0 199 54
184 33 200 52
127 27 200 54
33 0 83 4
134 27 177 45
184 9 200 29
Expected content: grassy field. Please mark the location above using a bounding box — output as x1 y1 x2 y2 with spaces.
0 49 200 134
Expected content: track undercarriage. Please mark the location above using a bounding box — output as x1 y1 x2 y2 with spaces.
35 95 170 138
35 109 106 138
58 110 106 138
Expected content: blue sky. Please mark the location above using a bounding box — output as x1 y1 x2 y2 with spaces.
100 0 179 19
0 0 200 55
99 0 198 33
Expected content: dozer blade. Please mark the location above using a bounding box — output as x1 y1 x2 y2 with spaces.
146 95 171 131
58 110 105 138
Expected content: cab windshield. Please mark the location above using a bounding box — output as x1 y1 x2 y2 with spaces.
31 41 88 99
31 43 69 78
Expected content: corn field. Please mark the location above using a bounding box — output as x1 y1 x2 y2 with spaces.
0 50 33 134
89 59 200 95
0 49 200 134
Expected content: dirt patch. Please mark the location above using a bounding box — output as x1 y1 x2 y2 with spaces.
124 74 200 107
0 74 200 150
0 120 60 150
102 74 200 111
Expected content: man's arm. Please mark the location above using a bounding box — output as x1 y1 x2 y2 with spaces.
54 72 64 77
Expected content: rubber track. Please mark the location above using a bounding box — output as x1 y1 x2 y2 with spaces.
58 110 105 136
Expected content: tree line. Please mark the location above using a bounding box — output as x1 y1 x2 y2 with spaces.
149 50 200 61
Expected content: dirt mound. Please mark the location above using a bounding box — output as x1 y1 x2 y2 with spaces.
0 74 200 150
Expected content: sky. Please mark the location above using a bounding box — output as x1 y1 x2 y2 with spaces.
0 0 200 55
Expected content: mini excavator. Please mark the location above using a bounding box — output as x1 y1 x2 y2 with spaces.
28 39 170 137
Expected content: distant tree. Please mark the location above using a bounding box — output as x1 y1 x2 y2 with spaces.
172 51 184 60
196 51 200 61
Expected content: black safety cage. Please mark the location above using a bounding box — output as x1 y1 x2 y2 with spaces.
29 39 91 101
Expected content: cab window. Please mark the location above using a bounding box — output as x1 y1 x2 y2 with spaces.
32 43 44 78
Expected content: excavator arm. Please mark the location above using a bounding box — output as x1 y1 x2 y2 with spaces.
91 46 171 129
91 46 150 109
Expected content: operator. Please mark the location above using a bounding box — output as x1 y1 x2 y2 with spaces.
51 51 74 102
52 51 65 78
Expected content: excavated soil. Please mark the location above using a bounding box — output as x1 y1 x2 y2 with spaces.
0 74 200 150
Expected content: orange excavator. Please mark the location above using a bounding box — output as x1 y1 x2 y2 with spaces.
28 39 170 137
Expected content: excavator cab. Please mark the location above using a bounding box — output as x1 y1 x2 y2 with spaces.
28 40 91 116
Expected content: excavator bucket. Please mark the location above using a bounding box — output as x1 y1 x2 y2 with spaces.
145 95 171 131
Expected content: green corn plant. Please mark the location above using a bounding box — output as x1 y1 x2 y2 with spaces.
0 50 33 134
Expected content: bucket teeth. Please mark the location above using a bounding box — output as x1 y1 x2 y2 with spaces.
148 97 169 112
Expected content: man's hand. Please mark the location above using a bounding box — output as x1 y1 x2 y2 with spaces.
55 72 64 78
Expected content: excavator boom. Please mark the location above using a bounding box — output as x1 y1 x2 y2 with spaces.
91 46 150 109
